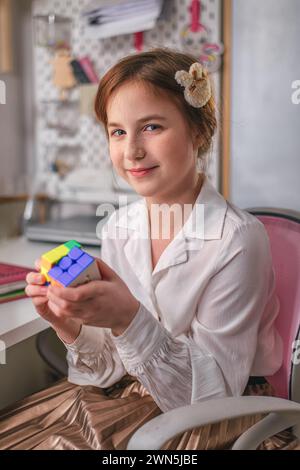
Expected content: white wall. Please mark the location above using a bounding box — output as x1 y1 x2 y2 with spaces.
230 0 300 211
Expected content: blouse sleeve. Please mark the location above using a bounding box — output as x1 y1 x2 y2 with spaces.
61 234 127 389
112 221 281 412
65 325 127 388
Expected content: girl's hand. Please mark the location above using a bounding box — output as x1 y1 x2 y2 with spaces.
25 259 82 344
46 258 140 336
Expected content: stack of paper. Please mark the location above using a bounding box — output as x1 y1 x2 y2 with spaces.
82 0 166 39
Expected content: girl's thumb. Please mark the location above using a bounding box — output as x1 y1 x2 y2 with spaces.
96 258 117 281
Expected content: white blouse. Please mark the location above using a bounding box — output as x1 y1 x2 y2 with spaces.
64 175 283 412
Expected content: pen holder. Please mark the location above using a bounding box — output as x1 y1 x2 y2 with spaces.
34 13 72 50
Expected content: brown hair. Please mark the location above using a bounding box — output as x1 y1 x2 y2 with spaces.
95 47 217 172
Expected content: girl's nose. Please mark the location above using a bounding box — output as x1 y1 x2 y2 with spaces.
124 144 146 162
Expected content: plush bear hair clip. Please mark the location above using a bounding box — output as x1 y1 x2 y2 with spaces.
175 62 211 108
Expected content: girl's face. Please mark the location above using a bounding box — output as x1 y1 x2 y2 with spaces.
106 81 200 203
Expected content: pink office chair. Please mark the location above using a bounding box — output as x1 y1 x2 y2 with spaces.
127 208 300 450
250 209 300 402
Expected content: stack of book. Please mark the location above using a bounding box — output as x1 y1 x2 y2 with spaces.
81 0 166 39
0 263 33 304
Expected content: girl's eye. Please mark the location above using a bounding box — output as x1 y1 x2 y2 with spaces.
144 124 160 132
111 124 160 137
111 129 124 137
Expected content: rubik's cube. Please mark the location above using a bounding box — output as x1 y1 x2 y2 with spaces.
40 240 101 287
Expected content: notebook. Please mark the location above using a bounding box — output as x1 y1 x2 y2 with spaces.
0 262 33 295
0 289 28 304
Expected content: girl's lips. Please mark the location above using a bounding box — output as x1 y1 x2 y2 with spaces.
128 166 159 178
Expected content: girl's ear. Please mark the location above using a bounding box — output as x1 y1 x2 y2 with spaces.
192 131 203 153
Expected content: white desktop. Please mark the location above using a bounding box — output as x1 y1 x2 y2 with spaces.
0 237 100 349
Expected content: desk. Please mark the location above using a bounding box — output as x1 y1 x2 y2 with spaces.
0 237 100 409
0 237 100 349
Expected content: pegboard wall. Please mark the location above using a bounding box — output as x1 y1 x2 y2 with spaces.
32 0 222 196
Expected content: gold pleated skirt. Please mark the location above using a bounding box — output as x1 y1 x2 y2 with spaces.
0 375 299 450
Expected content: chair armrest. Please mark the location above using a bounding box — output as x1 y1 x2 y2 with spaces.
127 396 300 450
232 411 298 449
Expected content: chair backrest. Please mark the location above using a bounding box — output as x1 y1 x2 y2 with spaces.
247 208 300 401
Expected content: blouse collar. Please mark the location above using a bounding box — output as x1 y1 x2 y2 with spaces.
115 174 228 241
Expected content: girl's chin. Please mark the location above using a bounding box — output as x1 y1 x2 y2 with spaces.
133 187 158 198
128 179 159 195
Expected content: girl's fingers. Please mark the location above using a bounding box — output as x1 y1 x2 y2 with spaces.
26 271 46 285
47 290 68 309
25 284 48 297
35 258 42 271
47 300 76 318
32 297 61 323
48 281 101 302
47 301 63 317
32 296 48 308
47 290 80 316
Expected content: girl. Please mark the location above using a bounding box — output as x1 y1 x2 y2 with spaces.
1 47 298 450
